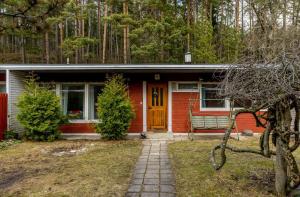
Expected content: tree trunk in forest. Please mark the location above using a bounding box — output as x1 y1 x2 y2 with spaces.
102 0 108 64
98 0 102 59
21 35 26 64
283 0 287 30
45 31 50 64
59 23 64 63
75 17 79 64
123 0 129 64
235 0 240 30
187 0 191 52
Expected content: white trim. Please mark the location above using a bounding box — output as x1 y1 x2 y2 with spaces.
172 81 199 92
168 81 172 133
200 83 229 111
55 83 60 96
84 84 89 121
142 81 147 132
6 69 10 130
1 64 230 71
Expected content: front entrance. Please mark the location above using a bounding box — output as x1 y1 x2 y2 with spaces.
147 83 168 131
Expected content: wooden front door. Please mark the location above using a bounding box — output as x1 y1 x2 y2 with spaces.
147 83 168 131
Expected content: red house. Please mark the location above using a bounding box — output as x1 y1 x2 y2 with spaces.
0 64 264 139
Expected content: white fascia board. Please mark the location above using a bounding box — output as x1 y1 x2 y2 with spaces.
0 64 230 71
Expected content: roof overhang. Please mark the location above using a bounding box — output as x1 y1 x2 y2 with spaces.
0 64 229 73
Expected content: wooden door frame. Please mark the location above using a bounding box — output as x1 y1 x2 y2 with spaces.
147 82 168 132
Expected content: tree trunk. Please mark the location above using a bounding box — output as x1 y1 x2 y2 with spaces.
275 137 287 197
45 31 50 64
102 0 108 64
123 0 129 64
235 0 240 30
97 0 102 59
59 23 64 63
187 0 191 52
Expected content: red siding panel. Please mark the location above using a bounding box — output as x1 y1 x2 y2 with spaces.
60 123 95 133
128 82 143 133
172 92 264 133
0 94 8 140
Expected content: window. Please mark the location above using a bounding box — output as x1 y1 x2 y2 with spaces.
178 83 198 91
201 84 225 108
0 84 5 93
172 82 199 92
88 84 104 119
61 84 85 119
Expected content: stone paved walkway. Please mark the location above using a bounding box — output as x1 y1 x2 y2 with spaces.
125 140 176 197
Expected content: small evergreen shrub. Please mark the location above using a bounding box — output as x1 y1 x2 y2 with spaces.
17 75 66 141
96 75 135 140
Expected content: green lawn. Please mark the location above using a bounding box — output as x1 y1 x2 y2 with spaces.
0 140 142 196
168 137 300 197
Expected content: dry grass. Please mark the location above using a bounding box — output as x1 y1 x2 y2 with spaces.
0 140 142 197
168 137 300 197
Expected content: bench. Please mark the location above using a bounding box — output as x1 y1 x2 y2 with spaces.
188 110 230 139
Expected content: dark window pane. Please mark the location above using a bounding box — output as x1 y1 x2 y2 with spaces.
61 85 85 119
89 85 104 119
160 88 163 106
178 83 198 90
201 84 225 108
0 85 6 92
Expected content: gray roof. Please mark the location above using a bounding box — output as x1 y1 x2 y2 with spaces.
0 64 229 72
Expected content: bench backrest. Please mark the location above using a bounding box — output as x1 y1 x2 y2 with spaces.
191 116 229 129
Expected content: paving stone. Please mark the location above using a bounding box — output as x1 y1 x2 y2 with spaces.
160 185 175 193
135 164 147 170
131 178 143 185
160 178 175 185
160 192 176 197
125 192 140 197
160 169 172 174
146 169 159 174
133 173 145 179
134 168 146 174
128 185 142 193
141 192 159 197
145 173 159 179
143 178 159 185
147 165 160 170
142 184 159 192
148 161 159 165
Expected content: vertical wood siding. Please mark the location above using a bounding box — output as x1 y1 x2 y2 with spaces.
8 71 26 134
0 94 7 140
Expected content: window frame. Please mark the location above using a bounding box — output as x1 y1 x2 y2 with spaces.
88 83 105 121
200 82 229 111
60 83 86 121
55 82 104 123
172 81 199 92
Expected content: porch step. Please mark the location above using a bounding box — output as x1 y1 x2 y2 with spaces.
146 132 174 140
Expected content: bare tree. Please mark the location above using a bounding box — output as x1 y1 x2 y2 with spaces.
210 21 300 197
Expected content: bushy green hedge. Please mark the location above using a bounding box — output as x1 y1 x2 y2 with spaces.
17 76 66 141
96 75 135 140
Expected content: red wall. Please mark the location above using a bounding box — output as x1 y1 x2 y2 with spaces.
172 92 264 133
128 82 143 132
60 81 143 133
